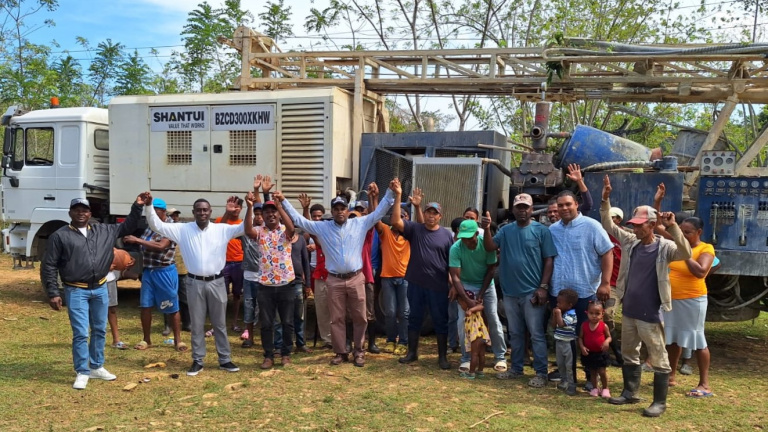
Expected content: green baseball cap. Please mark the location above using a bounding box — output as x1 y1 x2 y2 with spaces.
457 219 479 239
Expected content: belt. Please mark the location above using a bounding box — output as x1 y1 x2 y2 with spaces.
187 273 223 282
64 277 108 289
327 270 361 280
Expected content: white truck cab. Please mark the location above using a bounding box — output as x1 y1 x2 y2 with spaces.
1 106 109 267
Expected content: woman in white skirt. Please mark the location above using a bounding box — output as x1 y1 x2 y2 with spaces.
664 217 715 397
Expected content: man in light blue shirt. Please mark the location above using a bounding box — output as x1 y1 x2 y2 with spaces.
279 178 398 367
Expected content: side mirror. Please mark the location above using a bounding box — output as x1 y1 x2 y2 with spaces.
2 127 11 154
1 154 11 169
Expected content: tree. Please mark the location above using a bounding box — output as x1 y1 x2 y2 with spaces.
51 55 91 107
112 50 154 96
87 39 125 106
258 0 294 42
0 0 58 109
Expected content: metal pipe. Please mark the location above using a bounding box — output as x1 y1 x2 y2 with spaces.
581 160 652 172
482 158 513 179
727 277 768 310
531 102 550 152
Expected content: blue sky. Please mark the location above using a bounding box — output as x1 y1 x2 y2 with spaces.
32 0 320 71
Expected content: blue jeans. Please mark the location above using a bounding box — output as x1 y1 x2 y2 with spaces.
448 299 459 348
503 292 548 376
551 294 596 381
64 284 109 374
381 277 409 344
275 282 306 349
458 283 506 364
407 283 449 335
243 280 260 325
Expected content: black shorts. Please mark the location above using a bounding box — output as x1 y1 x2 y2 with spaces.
581 351 610 370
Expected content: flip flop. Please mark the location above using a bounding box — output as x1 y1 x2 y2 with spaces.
112 341 129 350
134 341 151 350
175 342 189 352
687 389 714 398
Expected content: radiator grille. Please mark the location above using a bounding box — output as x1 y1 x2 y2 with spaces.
280 103 326 200
413 159 483 224
229 130 258 166
362 148 413 206
166 131 192 165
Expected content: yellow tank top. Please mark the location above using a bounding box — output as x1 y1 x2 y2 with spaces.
668 242 714 300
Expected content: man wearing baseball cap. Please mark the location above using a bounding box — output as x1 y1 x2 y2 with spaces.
123 198 187 353
279 180 399 367
601 175 691 417
392 190 455 370
450 219 507 375
482 193 558 386
41 194 147 389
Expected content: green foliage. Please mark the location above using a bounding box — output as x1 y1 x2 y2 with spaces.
257 0 294 42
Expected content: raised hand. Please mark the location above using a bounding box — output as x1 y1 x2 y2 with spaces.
655 183 666 203
389 178 402 195
409 187 423 207
226 195 239 213
253 175 262 191
138 191 152 206
480 211 492 229
367 182 379 199
272 191 285 203
262 175 274 193
602 175 612 201
245 191 256 206
566 163 583 183
659 211 676 228
298 193 311 208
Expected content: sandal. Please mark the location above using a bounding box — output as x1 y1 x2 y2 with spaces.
205 329 214 337
687 388 714 398
459 371 476 379
459 361 470 372
134 341 151 350
112 341 129 350
494 360 507 372
175 342 189 352
233 326 243 333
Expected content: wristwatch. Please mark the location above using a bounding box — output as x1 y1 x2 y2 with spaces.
538 283 549 291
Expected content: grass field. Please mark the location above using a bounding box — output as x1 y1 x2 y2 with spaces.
1 254 767 432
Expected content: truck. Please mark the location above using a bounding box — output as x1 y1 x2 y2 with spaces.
1 87 380 267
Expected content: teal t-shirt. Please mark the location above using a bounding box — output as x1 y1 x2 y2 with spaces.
493 221 558 297
449 236 498 286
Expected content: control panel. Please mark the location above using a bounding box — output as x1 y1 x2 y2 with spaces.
697 176 768 252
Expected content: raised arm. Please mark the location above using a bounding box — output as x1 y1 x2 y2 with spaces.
600 175 636 244
389 179 406 232
114 193 147 238
481 211 499 251
144 193 182 243
280 194 322 236
244 192 260 239
297 193 312 220
659 212 692 261
567 163 592 213
409 187 425 224
272 191 295 240
361 181 396 231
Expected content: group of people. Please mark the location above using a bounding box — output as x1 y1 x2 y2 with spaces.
42 167 718 419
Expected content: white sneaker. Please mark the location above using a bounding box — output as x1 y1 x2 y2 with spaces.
73 373 89 390
89 367 117 381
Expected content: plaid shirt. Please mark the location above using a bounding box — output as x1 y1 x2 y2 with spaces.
141 218 177 268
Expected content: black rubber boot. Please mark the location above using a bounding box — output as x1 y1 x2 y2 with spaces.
610 329 623 366
436 334 451 370
399 331 420 364
609 364 643 405
367 325 381 354
643 372 669 417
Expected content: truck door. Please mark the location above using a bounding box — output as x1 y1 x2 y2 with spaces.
1 126 57 222
209 104 276 192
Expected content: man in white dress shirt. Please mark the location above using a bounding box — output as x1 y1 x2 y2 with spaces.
145 193 245 376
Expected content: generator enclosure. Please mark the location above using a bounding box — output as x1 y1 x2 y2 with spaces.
109 88 376 215
359 131 511 218
582 172 684 223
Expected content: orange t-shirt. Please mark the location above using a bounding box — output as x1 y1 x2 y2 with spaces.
379 225 410 278
215 216 244 262
669 241 715 300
